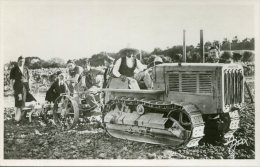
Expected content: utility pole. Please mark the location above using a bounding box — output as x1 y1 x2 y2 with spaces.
200 30 205 63
183 29 186 62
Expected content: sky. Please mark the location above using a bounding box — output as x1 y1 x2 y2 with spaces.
1 0 257 63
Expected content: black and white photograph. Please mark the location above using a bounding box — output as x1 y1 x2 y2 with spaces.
0 0 259 166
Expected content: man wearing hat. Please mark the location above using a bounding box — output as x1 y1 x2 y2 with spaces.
112 48 152 89
10 56 36 122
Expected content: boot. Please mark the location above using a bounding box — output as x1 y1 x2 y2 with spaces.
15 108 22 122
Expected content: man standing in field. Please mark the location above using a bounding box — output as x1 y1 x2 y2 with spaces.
10 56 36 122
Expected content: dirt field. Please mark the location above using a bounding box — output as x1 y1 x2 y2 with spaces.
3 83 255 159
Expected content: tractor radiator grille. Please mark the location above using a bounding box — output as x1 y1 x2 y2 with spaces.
168 72 212 94
168 73 179 91
224 69 243 105
182 74 197 93
199 73 212 93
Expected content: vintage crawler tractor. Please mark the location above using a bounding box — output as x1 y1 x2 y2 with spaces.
102 63 244 147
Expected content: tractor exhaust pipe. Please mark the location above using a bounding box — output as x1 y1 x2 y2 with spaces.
200 30 205 63
183 29 186 62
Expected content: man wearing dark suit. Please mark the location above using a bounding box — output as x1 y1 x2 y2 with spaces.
45 72 68 103
10 56 36 122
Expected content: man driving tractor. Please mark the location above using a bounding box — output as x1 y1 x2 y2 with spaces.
112 48 153 89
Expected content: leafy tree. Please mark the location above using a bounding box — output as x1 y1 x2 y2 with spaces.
89 53 107 67
48 57 66 67
30 61 43 69
232 52 243 62
242 38 251 50
249 38 255 50
242 51 254 62
221 39 231 50
151 48 163 55
24 57 42 68
212 40 221 49
88 52 117 67
232 36 239 44
6 36 254 70
187 52 201 63
7 61 17 69
42 61 50 68
219 51 232 63
137 50 150 65
74 58 89 67
163 45 182 62
221 37 254 51
204 41 212 52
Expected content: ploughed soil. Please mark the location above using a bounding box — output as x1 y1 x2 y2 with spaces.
3 83 255 159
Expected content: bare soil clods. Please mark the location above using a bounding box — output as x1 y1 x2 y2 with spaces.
4 82 255 159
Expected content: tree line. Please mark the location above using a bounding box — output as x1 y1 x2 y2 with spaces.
5 37 255 69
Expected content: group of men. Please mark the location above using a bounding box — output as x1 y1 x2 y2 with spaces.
9 46 223 123
44 45 221 103
46 48 163 102
10 48 164 123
